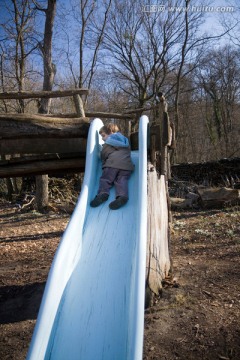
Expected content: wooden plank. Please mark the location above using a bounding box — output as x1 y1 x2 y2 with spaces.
0 138 87 155
86 111 133 119
0 157 85 178
146 163 171 295
0 88 89 99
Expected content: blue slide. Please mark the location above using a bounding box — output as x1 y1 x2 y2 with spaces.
27 115 149 360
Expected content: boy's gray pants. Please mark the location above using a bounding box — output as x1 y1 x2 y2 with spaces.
98 167 132 198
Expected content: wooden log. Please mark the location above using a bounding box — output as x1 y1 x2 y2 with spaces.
43 111 137 120
0 113 88 124
0 114 90 139
1 152 84 164
122 105 160 115
0 156 85 178
171 158 240 186
0 88 89 99
73 94 85 117
170 197 197 209
146 163 171 297
197 186 240 208
0 138 87 155
86 111 133 119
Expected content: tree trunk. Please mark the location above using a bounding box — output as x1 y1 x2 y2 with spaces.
36 0 57 211
38 0 57 114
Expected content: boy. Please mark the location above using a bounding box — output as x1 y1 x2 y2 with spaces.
90 123 134 210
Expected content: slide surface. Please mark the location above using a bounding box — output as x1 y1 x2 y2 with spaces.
27 116 149 360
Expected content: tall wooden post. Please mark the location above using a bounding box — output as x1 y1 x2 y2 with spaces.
159 94 171 176
146 165 171 304
145 93 172 307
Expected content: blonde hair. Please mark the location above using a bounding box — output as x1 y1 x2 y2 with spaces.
99 123 120 135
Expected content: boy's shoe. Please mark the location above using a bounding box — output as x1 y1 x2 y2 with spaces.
109 196 128 210
90 193 109 207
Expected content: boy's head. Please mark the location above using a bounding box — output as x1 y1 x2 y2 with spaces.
99 123 120 142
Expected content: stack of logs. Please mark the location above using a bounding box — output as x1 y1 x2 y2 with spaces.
0 89 134 178
171 158 240 187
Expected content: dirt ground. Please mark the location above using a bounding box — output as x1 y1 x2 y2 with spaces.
0 198 239 360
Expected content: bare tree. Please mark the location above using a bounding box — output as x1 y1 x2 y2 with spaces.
0 0 40 200
196 45 240 158
103 1 206 110
0 0 39 113
55 0 112 97
33 0 57 210
34 0 57 114
220 0 240 48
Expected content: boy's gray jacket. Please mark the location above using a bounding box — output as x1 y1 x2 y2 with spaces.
101 144 135 171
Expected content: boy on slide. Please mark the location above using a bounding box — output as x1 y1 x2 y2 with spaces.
90 123 134 210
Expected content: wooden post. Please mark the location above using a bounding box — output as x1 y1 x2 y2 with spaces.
150 134 156 167
145 93 172 306
35 175 48 211
73 94 85 118
159 94 171 177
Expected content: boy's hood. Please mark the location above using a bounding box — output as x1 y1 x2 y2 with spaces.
105 132 129 147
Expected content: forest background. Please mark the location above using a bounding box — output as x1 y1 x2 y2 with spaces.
0 0 239 164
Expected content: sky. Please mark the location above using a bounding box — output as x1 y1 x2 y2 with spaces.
0 0 236 38
0 0 237 78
